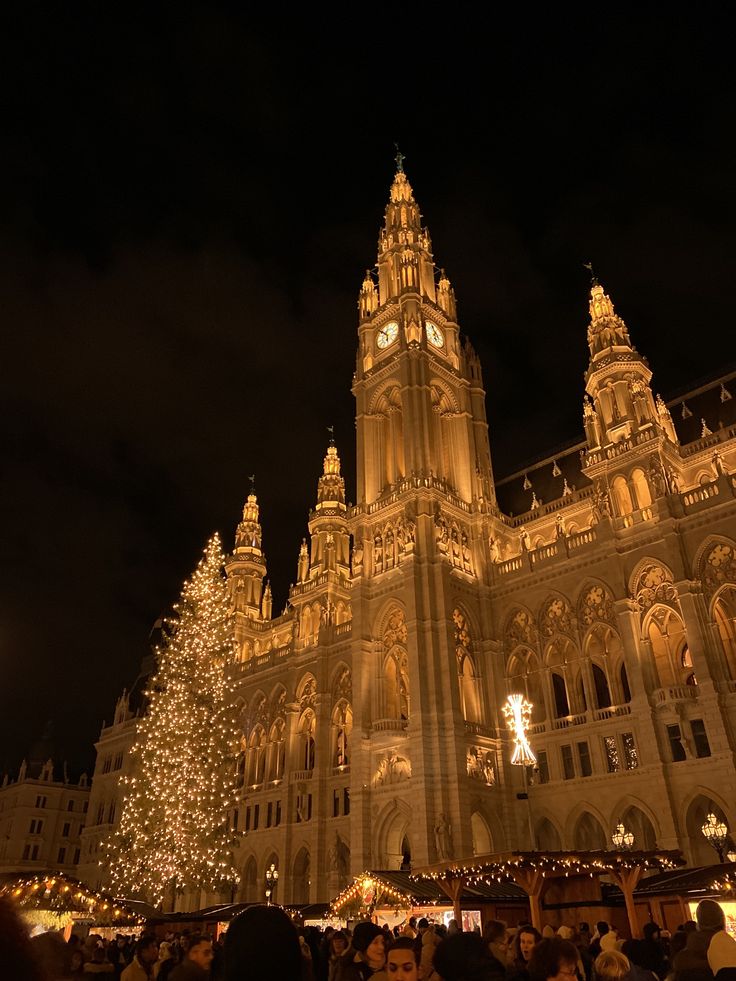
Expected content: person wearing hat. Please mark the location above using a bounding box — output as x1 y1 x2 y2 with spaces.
696 900 736 981
335 921 387 981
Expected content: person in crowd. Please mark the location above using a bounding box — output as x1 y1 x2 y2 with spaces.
696 900 736 981
509 926 542 981
170 935 214 980
670 926 713 981
110 935 134 978
434 931 504 981
637 924 668 980
420 924 443 981
483 920 511 974
402 917 418 940
84 943 116 973
414 918 430 959
0 897 46 981
590 924 611 960
224 905 302 981
328 932 350 981
578 926 591 952
71 948 87 978
299 931 315 981
336 921 386 980
386 938 421 981
529 937 581 981
121 935 160 981
595 951 631 981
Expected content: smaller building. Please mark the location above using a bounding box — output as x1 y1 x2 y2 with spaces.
0 755 89 876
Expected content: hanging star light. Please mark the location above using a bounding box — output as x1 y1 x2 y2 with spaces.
502 694 537 766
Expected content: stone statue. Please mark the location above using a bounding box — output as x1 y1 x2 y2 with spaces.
713 449 726 477
649 457 666 497
555 514 565 539
352 541 363 573
667 468 681 494
328 831 350 881
489 536 501 563
434 813 453 860
519 526 531 552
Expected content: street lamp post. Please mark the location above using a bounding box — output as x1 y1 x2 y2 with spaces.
265 862 279 904
503 693 537 849
611 822 635 851
702 813 729 863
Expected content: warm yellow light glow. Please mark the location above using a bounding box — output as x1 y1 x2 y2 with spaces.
103 534 241 908
502 693 536 766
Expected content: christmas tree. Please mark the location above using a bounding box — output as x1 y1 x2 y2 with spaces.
104 533 241 908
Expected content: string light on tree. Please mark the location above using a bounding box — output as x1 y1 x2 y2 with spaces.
103 534 241 909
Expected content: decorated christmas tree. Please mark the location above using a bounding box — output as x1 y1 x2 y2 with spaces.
104 533 241 908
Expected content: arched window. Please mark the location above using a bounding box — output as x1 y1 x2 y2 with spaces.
292 847 311 904
631 468 652 510
242 856 258 903
714 586 736 681
647 606 689 689
592 663 612 708
552 673 570 717
268 719 285 782
454 609 483 724
246 727 266 787
612 475 634 517
332 702 352 767
507 649 546 723
299 712 316 771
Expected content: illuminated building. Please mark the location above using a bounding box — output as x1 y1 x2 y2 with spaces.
84 164 736 906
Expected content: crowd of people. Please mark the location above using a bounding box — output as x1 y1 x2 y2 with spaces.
4 896 736 981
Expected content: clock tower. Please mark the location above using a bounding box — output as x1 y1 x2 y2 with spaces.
348 163 508 870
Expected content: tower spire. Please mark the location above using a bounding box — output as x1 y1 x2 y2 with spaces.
225 488 268 621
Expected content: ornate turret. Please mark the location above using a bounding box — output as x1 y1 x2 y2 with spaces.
306 441 350 580
226 488 269 620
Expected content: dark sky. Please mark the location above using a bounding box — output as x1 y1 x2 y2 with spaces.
1 10 734 773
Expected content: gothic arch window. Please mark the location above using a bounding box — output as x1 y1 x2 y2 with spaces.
246 726 266 787
612 475 634 517
453 608 483 724
646 606 690 689
374 386 404 489
583 623 621 707
471 811 494 856
506 648 546 723
714 586 736 680
630 468 652 510
332 701 353 767
546 637 578 717
242 855 258 903
292 847 311 904
267 719 286 782
573 812 607 850
299 711 316 771
504 606 538 654
380 608 410 721
536 818 561 851
552 672 570 718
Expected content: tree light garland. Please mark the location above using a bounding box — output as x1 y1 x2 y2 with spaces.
103 534 241 909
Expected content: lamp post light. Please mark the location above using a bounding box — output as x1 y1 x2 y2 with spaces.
265 863 279 904
503 693 537 849
702 813 729 863
611 823 635 851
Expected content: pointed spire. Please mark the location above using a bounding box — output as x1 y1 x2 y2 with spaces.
235 493 263 552
316 443 346 506
374 164 437 306
358 269 378 321
587 281 632 359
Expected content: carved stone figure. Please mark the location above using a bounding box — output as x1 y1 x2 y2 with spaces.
519 526 531 552
352 541 364 573
328 831 350 881
434 813 453 860
649 457 666 497
489 536 501 563
555 514 565 539
713 449 726 477
666 468 681 494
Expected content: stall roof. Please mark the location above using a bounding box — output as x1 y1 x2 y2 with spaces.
632 863 736 897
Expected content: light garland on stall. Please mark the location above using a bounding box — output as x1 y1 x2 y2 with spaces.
411 850 684 887
331 873 413 917
103 534 241 908
0 874 144 925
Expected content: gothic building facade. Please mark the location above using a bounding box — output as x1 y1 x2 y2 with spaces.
82 166 736 907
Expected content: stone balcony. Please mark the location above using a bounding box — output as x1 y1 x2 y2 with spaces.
652 685 698 706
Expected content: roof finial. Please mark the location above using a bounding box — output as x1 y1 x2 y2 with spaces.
248 474 256 494
583 261 599 286
327 424 335 446
394 143 405 173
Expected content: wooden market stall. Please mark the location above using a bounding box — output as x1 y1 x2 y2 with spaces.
412 850 684 938
330 870 529 931
0 872 145 939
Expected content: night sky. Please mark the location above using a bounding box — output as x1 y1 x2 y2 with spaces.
1 11 734 774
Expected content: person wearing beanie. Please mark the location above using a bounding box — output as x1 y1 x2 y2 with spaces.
224 905 302 981
335 921 386 981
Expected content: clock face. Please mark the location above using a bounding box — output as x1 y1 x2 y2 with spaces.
426 321 444 347
376 321 399 349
